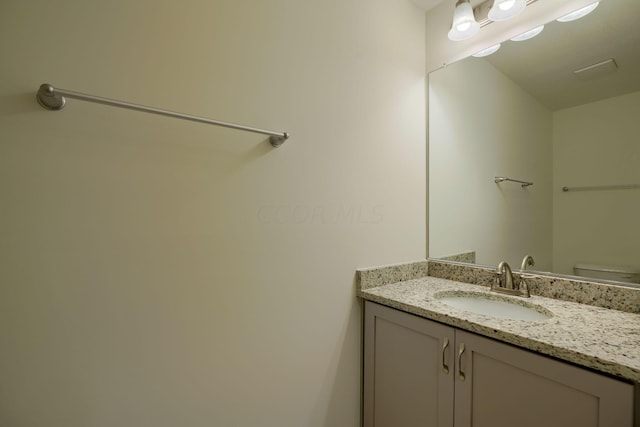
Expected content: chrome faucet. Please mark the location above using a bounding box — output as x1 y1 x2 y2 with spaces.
491 260 531 298
521 255 535 271
495 261 515 290
518 255 535 298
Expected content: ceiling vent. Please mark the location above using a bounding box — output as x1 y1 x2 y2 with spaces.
573 58 618 80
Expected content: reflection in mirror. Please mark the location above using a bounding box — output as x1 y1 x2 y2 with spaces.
429 0 640 287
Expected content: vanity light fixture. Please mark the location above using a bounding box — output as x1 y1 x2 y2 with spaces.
488 0 527 21
557 1 599 22
510 24 544 41
448 0 480 41
448 0 539 42
472 43 502 57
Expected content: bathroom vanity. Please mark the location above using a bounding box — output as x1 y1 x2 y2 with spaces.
357 261 640 427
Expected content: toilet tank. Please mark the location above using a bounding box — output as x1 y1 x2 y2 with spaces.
573 263 640 284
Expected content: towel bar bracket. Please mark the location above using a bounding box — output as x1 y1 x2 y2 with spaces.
36 84 66 110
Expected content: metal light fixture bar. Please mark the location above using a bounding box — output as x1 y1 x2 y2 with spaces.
475 0 540 27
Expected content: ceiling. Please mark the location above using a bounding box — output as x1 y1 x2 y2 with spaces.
411 0 446 12
476 0 640 110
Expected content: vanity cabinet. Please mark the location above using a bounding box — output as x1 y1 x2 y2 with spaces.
363 301 634 427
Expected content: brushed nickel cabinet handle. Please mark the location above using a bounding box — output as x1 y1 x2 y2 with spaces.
442 337 450 374
457 343 466 381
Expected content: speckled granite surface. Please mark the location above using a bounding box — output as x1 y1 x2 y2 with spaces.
440 251 476 263
428 259 640 314
357 260 428 290
358 276 640 382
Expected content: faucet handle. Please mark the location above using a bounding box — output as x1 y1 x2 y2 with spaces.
492 270 505 292
518 273 535 298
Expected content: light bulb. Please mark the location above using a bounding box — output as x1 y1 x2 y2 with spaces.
488 0 526 21
499 0 516 11
510 25 544 42
472 44 501 57
448 0 480 42
557 2 599 22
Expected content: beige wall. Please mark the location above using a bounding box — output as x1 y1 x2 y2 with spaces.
0 1 426 426
552 90 640 275
429 58 552 269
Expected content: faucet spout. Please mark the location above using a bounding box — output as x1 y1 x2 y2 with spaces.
492 260 531 298
521 255 535 271
496 261 515 290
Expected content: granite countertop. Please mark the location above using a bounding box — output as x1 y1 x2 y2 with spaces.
358 275 640 383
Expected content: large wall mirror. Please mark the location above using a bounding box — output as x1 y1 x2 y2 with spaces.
429 0 640 286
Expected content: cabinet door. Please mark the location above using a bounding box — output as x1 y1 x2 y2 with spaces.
454 330 634 427
363 301 455 427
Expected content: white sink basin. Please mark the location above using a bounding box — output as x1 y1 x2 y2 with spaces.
435 292 552 321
